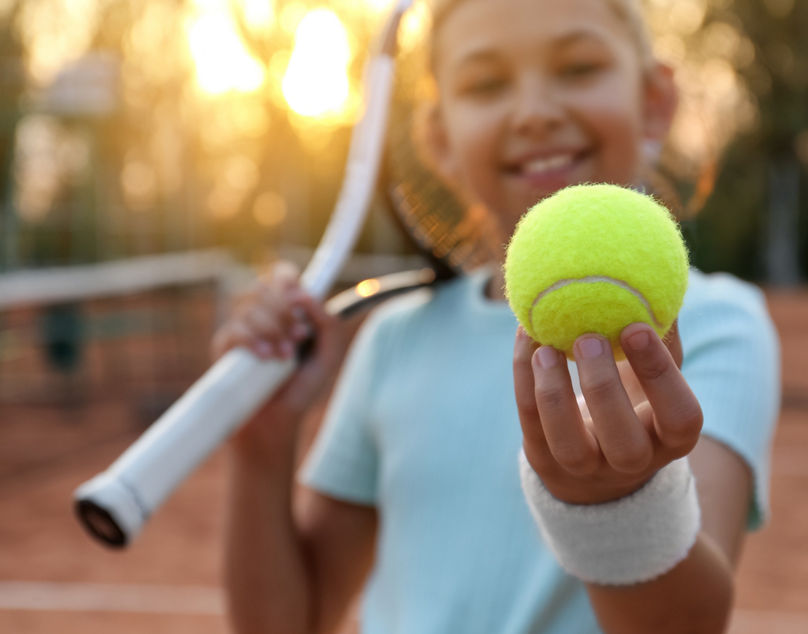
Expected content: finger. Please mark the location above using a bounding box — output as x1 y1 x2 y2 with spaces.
254 260 302 309
252 282 309 343
662 319 683 369
243 303 283 337
267 260 301 289
288 293 339 363
244 301 305 358
285 288 317 339
532 346 600 476
513 328 553 468
245 293 309 344
621 323 703 451
212 322 273 360
574 335 653 474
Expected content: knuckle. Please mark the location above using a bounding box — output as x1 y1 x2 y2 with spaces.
639 355 670 381
684 405 704 431
553 445 597 476
271 261 301 287
661 405 704 448
513 339 536 366
247 307 275 332
580 375 618 401
534 384 566 412
608 443 652 474
524 446 555 474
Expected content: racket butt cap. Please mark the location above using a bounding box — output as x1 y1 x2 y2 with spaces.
73 473 147 548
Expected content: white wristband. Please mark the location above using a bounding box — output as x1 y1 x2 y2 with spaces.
518 449 700 585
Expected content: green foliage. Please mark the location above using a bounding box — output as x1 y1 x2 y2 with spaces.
688 0 807 282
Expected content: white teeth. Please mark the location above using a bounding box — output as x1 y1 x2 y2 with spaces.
522 154 574 174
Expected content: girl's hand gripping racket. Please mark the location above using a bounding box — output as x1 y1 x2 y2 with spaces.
73 0 414 547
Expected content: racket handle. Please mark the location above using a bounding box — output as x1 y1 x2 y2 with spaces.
73 348 296 547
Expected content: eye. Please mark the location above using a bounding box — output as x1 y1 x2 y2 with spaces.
455 68 509 98
464 76 507 95
560 61 603 79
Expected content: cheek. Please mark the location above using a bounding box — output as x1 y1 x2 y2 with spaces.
579 88 646 182
445 107 503 187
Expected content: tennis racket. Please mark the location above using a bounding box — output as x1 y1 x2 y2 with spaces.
73 0 501 548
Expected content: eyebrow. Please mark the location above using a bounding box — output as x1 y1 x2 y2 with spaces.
551 28 613 49
450 49 501 73
450 27 613 72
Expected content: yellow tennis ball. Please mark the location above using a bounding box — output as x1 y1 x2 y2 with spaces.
504 183 689 359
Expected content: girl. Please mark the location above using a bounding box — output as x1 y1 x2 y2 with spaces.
213 0 780 632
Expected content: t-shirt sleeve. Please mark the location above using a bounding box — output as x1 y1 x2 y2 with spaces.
297 308 388 506
679 273 781 530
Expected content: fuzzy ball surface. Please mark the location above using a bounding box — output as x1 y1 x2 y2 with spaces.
504 183 689 358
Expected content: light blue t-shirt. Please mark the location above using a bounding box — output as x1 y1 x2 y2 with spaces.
301 268 780 634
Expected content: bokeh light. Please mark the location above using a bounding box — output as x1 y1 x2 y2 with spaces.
252 191 288 227
281 8 352 119
186 0 265 94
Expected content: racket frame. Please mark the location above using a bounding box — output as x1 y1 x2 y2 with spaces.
74 0 414 547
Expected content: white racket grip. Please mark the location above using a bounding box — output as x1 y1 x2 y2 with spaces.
74 348 295 544
75 4 410 548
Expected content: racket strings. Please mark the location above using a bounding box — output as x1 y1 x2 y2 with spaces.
382 46 503 277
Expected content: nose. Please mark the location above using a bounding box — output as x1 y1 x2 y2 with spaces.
510 75 564 136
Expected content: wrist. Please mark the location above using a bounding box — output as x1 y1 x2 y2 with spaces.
519 450 701 585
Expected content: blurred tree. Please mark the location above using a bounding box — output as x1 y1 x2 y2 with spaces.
0 2 25 270
2 0 805 282
687 0 808 283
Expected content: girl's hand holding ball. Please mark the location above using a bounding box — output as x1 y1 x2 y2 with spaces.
506 184 702 505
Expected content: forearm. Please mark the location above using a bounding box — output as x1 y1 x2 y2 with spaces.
586 532 733 634
224 441 313 634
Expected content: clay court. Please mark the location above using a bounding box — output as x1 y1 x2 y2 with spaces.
1 284 807 633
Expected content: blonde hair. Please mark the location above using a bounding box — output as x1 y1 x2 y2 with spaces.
428 0 655 71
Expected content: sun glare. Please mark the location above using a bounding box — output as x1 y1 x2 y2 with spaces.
186 2 265 94
241 0 275 29
282 8 352 119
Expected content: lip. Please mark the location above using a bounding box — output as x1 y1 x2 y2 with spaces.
502 148 591 189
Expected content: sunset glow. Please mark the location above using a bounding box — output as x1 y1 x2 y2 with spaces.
281 9 352 119
186 2 265 94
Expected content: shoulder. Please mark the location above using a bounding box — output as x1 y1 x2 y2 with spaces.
360 272 486 338
683 268 769 317
679 273 780 530
680 269 777 349
678 268 780 418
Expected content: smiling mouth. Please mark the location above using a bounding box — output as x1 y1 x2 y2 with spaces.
505 150 590 178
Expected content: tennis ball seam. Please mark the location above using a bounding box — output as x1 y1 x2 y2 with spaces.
530 275 663 329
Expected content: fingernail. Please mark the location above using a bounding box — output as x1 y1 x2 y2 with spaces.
577 336 603 360
291 323 311 340
626 329 650 352
536 346 559 369
291 306 307 322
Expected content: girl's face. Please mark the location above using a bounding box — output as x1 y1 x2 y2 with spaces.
431 0 676 238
